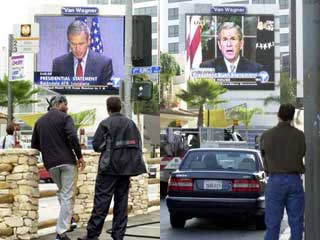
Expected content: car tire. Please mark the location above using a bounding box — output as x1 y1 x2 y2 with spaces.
160 182 168 197
170 213 186 229
255 214 266 230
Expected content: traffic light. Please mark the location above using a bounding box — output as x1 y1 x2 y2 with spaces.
132 80 153 100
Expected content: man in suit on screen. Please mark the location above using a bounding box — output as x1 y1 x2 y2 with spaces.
52 20 113 85
200 22 263 73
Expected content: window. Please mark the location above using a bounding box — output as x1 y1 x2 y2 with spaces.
111 0 126 3
168 25 179 37
168 0 191 2
152 55 158 65
168 42 179 53
280 33 289 46
279 0 289 9
280 52 290 72
252 0 275 3
134 6 157 17
134 0 155 2
152 39 157 50
168 8 179 20
152 22 157 34
88 0 109 3
279 15 289 28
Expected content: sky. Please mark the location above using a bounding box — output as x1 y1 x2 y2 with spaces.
0 0 87 48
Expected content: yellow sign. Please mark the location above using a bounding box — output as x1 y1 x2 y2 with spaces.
233 119 239 126
203 109 231 128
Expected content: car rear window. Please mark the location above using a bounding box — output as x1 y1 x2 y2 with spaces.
180 151 258 172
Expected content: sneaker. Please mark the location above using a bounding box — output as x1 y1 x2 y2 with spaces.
67 217 77 232
77 236 99 240
56 233 71 240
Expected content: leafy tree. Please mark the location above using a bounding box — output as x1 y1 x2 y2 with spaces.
0 75 39 113
160 52 180 106
176 78 228 127
227 106 263 128
264 72 297 106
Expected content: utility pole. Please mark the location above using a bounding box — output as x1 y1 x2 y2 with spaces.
303 1 320 240
123 0 133 119
7 34 15 124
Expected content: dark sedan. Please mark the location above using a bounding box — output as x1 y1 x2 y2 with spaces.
166 148 266 229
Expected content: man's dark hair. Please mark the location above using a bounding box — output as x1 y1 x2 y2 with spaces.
46 95 68 111
277 103 295 121
67 20 90 40
6 123 15 135
107 97 121 113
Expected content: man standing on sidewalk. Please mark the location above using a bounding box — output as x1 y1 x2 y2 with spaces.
32 95 85 240
260 103 306 240
78 97 147 240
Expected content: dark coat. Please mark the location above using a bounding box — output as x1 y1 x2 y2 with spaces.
31 109 82 170
260 121 306 174
200 57 263 73
92 112 147 176
52 49 113 85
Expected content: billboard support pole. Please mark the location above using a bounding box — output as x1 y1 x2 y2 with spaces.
7 34 14 124
123 0 133 118
303 1 320 239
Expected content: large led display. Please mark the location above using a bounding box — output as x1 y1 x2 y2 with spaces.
186 14 274 90
34 15 124 94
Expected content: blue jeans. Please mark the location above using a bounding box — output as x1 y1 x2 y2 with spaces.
264 174 304 240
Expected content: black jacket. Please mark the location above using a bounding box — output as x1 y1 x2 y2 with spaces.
31 109 82 170
92 112 147 176
200 57 263 73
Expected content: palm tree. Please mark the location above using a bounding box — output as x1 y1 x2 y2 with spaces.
160 52 180 107
70 109 96 131
0 75 39 114
227 106 263 128
264 72 297 106
176 78 228 127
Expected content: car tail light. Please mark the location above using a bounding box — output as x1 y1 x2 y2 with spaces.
232 179 260 192
168 177 193 191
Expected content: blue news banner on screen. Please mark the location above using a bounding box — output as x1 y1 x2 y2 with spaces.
34 15 125 94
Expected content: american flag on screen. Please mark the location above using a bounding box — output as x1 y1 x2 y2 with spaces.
90 17 104 53
185 15 202 79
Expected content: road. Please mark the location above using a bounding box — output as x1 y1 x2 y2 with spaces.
160 199 288 240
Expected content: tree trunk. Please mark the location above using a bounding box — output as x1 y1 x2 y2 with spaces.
198 105 203 127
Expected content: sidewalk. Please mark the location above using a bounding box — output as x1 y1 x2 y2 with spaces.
37 209 160 240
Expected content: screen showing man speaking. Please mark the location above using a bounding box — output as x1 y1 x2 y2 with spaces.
186 14 274 90
34 15 124 94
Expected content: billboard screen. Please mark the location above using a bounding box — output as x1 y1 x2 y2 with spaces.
34 15 124 94
186 14 274 90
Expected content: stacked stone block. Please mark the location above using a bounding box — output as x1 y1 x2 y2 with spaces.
0 149 39 240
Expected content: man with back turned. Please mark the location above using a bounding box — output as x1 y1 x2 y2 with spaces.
260 103 306 240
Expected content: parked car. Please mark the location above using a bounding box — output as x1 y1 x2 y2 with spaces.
166 148 266 229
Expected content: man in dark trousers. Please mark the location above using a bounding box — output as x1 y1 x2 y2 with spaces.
32 95 85 240
260 103 306 240
78 97 147 240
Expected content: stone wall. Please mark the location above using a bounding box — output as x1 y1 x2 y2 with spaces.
0 149 39 240
0 149 150 239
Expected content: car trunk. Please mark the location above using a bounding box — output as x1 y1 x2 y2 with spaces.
169 170 262 199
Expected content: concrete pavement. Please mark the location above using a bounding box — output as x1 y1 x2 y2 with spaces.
37 209 160 240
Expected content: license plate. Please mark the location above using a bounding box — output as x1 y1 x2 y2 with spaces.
204 180 223 190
